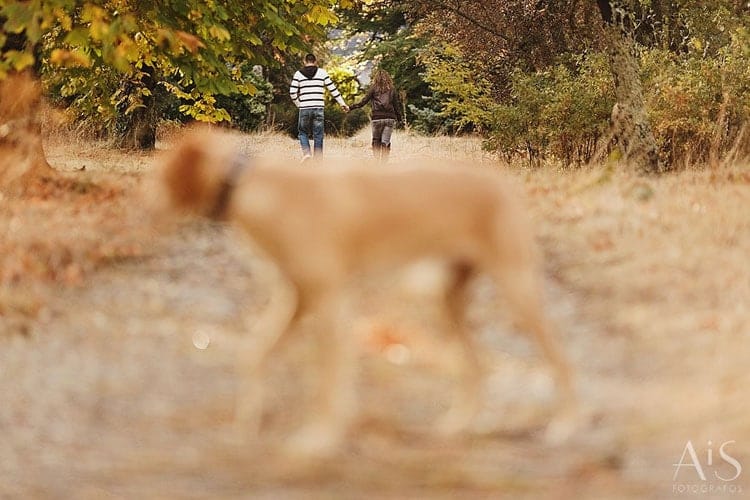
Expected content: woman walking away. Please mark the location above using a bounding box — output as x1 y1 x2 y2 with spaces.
350 69 403 162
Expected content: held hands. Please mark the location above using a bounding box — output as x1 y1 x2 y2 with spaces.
342 104 350 113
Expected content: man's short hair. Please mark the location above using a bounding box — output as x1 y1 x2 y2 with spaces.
304 53 317 64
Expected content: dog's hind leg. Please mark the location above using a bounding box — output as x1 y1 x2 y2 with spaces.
234 267 300 441
492 262 579 443
434 262 483 437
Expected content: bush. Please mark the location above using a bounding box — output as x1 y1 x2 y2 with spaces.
325 105 369 136
215 66 274 132
641 28 750 166
270 101 369 138
418 29 750 168
484 54 614 167
417 44 613 166
408 103 452 135
418 43 498 134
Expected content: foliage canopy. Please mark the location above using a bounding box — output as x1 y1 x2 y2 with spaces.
4 0 750 166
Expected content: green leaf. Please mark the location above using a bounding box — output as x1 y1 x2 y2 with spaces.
2 3 36 34
4 50 35 71
64 27 90 47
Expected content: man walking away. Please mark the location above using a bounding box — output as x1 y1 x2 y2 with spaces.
289 53 349 161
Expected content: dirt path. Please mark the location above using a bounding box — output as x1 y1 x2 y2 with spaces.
2 131 748 498
1 223 632 499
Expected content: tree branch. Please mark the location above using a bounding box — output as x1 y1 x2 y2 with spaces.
431 0 510 42
597 0 614 24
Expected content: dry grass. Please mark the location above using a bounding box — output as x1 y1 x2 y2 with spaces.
1 126 749 498
523 165 750 452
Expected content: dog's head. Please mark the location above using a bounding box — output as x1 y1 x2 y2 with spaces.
157 125 243 218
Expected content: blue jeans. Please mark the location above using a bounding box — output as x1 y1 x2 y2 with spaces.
298 107 324 156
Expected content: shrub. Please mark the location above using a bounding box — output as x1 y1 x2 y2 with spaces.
408 101 458 135
462 54 612 167
417 43 498 134
641 27 750 166
215 66 274 133
485 54 613 167
417 45 612 167
418 29 750 169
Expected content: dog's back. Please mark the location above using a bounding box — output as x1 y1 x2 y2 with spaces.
227 162 535 282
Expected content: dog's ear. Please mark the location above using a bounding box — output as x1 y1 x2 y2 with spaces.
162 139 208 211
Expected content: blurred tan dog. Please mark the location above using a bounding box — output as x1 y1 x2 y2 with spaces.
159 127 576 454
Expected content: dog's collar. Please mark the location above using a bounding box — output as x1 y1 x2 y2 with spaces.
208 151 252 220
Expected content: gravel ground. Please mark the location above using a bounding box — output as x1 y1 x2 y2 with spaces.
0 221 663 499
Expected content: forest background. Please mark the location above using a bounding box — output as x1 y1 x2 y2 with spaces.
3 0 750 172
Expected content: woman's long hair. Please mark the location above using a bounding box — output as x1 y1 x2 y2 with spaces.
371 68 394 93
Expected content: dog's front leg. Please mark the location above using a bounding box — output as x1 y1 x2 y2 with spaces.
435 263 482 437
234 263 299 441
286 290 357 456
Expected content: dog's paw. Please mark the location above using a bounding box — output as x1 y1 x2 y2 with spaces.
232 401 262 443
434 407 475 438
543 407 582 446
232 419 261 444
285 423 344 458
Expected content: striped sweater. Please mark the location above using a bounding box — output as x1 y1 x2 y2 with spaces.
289 66 346 109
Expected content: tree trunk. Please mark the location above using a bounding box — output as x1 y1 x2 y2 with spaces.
0 72 53 191
114 67 158 150
116 105 157 150
597 0 663 173
1 19 52 189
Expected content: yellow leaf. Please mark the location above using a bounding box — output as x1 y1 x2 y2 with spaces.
56 9 73 31
238 82 257 95
306 5 337 26
208 25 231 42
90 19 108 41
